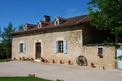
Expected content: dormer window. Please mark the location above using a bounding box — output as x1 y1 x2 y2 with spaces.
38 20 49 28
24 24 27 30
23 23 36 30
38 22 42 28
54 17 66 26
55 20 59 26
54 17 59 26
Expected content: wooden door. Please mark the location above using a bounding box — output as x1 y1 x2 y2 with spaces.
35 43 41 59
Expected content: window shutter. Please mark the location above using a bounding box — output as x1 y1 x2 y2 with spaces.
54 40 57 54
23 43 26 54
63 40 67 54
18 43 20 53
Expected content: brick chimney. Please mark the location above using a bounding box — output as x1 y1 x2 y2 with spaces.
44 15 50 22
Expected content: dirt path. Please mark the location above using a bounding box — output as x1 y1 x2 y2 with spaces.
0 61 122 81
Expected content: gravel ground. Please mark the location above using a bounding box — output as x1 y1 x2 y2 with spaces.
0 61 122 81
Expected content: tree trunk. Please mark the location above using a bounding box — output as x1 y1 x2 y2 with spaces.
115 34 118 44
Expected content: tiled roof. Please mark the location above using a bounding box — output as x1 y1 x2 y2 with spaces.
11 14 89 35
56 17 66 21
25 23 37 27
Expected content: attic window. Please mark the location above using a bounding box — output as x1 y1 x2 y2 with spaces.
55 20 59 26
38 22 42 28
54 17 66 26
24 24 27 30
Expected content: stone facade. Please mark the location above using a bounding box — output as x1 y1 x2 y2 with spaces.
12 23 116 69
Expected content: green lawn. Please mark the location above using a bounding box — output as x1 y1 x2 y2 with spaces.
0 77 51 81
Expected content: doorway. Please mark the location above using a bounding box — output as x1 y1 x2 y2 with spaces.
35 42 41 59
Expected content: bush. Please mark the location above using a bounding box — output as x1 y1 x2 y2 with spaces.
116 55 122 61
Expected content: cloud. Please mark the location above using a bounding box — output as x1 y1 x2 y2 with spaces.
65 8 83 18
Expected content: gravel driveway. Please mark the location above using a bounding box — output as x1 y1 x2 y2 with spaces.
0 61 122 81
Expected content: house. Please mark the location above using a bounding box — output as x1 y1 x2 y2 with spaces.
11 15 116 69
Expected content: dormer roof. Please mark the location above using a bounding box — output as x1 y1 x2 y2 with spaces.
54 16 66 21
24 23 37 30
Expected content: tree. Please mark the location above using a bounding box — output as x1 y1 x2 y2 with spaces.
0 23 16 59
87 0 122 44
18 25 23 30
0 23 16 43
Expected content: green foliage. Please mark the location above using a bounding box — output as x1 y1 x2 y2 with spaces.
0 77 51 81
0 23 16 59
0 60 5 62
87 0 122 43
0 23 16 43
18 25 23 30
115 55 122 61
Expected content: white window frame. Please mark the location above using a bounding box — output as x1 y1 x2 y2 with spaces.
38 22 42 28
54 18 59 26
24 24 27 30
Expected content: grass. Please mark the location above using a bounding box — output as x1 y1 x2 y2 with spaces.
0 59 12 63
0 60 5 62
0 77 51 81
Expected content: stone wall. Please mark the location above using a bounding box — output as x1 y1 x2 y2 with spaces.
12 24 116 68
82 46 116 69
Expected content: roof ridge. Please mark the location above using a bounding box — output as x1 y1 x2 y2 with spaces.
66 14 88 20
25 23 37 25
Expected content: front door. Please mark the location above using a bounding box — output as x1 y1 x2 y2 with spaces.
35 42 41 59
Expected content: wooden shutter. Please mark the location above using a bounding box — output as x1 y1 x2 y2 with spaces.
18 43 20 53
63 40 67 54
23 43 26 54
54 40 57 54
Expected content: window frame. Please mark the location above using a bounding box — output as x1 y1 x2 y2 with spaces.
20 43 24 53
58 41 64 53
38 22 42 28
98 47 103 55
54 40 67 54
18 42 26 54
54 18 59 26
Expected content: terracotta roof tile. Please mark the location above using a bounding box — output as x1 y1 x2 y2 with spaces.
56 17 66 21
11 14 89 35
25 23 37 27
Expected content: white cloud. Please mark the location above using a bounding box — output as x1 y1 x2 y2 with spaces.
65 8 83 18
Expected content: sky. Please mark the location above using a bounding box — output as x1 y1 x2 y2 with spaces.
0 0 90 32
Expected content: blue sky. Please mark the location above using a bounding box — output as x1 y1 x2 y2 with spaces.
0 0 90 32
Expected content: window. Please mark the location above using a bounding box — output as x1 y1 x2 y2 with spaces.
55 20 59 26
54 40 67 54
20 43 23 52
38 23 41 28
58 41 63 53
18 43 26 53
24 24 27 30
98 48 103 55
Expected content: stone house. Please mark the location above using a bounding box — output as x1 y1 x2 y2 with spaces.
11 15 116 69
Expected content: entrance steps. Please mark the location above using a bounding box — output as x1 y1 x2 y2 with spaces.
34 59 41 62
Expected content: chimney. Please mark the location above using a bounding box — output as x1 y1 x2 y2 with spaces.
44 15 50 22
